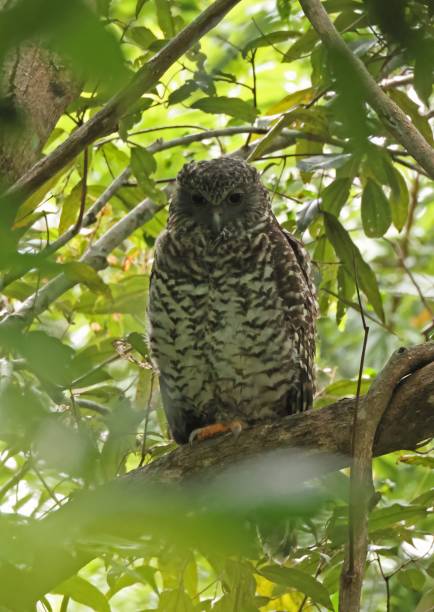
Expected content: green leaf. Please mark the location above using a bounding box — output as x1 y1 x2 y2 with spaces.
58 182 82 235
129 26 157 50
64 262 112 298
321 177 352 217
397 567 426 591
414 52 433 106
168 80 198 105
336 265 355 325
158 589 195 612
324 213 385 321
136 0 151 18
191 97 257 122
296 139 324 182
131 147 157 182
297 153 352 173
243 30 299 56
390 168 409 232
283 29 319 62
259 566 333 610
54 576 110 612
369 504 426 532
155 0 174 38
361 178 391 238
389 90 433 146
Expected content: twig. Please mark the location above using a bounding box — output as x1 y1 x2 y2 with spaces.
298 0 434 178
73 147 89 234
347 253 370 577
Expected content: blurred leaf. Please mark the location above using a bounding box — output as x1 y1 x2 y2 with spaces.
54 576 110 612
191 97 257 122
131 147 157 181
155 0 174 38
390 168 409 231
168 80 198 105
397 567 426 591
259 566 333 610
414 52 433 107
399 455 434 468
64 262 112 298
266 87 316 115
324 212 385 321
361 178 391 237
158 589 195 611
129 26 158 50
298 153 352 172
296 199 321 231
136 0 151 17
296 139 324 182
283 29 319 62
369 504 426 532
58 182 82 234
321 177 352 217
389 90 433 146
243 30 299 56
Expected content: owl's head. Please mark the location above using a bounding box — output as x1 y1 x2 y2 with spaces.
170 157 270 234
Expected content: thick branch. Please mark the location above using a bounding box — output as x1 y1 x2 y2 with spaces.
4 0 244 205
340 343 434 611
0 354 433 610
298 0 434 179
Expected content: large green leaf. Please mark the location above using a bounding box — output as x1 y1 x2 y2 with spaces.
191 97 257 122
324 213 385 321
54 576 110 612
259 566 333 610
321 177 352 217
361 178 391 238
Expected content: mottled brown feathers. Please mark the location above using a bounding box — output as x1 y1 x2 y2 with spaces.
149 157 317 444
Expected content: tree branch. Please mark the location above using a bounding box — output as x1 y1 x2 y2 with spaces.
339 343 434 611
298 0 434 179
0 346 433 610
3 0 245 206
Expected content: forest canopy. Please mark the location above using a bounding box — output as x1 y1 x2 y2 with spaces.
0 0 433 610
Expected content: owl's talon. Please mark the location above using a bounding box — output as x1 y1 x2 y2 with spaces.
189 420 244 444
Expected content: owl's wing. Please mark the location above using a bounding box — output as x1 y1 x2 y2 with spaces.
269 217 317 412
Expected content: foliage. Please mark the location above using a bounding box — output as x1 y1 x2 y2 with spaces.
0 0 433 610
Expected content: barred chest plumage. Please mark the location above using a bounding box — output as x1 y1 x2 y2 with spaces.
149 219 303 443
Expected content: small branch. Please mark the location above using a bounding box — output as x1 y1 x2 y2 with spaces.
298 0 434 179
72 147 89 234
4 0 246 205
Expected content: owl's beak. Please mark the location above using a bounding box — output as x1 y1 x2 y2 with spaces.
211 210 222 234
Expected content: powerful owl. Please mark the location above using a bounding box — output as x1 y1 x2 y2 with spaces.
149 157 317 444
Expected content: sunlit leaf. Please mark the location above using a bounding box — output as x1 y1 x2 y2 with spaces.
54 576 110 612
259 566 333 610
191 96 257 122
64 262 112 298
243 30 299 56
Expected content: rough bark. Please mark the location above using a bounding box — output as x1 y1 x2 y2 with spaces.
0 1 81 185
0 356 432 610
5 0 245 204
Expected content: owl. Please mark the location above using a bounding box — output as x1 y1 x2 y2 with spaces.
148 157 317 445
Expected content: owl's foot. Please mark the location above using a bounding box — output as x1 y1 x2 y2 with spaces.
189 420 244 444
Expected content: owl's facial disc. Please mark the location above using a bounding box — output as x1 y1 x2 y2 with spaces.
181 187 249 234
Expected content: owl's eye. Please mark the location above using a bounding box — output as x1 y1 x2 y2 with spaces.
228 192 243 204
192 193 206 206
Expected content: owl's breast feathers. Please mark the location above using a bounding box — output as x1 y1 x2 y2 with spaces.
149 217 317 444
